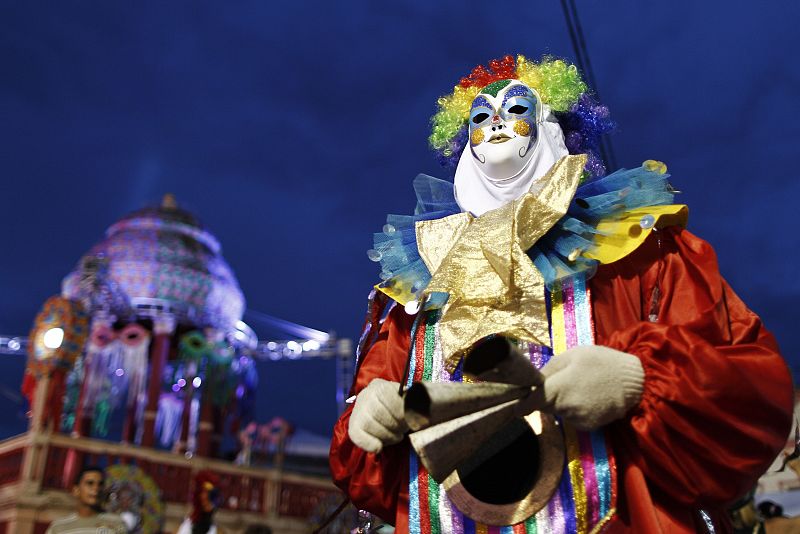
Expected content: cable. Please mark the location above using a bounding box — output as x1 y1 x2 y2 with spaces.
568 0 600 99
311 497 351 534
559 0 618 171
559 0 587 77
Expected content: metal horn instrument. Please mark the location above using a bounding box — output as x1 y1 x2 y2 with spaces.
404 337 565 526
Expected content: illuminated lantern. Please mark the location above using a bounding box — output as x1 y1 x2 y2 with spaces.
22 295 89 427
28 296 89 374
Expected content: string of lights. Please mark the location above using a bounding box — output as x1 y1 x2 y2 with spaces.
0 333 350 360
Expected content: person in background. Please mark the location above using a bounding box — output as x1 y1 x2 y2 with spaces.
176 471 223 534
45 465 127 534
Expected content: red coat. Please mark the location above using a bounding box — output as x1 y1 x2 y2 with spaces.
330 228 793 533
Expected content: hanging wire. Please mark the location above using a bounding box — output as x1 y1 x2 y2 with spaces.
311 497 351 534
558 0 589 81
567 0 601 99
559 0 618 171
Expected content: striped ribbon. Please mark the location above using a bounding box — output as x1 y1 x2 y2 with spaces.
407 275 617 533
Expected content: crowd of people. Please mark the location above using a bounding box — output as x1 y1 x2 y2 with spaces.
45 465 273 534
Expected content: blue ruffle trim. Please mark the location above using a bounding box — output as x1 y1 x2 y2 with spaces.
369 175 460 306
529 166 675 285
369 166 675 302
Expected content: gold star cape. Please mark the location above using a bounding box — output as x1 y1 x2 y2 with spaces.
417 155 583 371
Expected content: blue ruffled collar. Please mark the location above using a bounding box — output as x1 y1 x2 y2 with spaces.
369 163 676 305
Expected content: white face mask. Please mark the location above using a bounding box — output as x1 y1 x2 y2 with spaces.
468 81 540 180
454 80 569 216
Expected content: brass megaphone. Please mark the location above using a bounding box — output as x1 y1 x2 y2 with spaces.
405 381 531 432
404 337 565 526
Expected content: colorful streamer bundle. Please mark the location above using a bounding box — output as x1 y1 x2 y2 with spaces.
79 322 151 437
406 278 617 532
177 330 237 407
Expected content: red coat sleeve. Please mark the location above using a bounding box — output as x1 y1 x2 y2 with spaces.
329 304 415 523
591 227 794 507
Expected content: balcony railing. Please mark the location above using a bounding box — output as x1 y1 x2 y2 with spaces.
0 431 341 520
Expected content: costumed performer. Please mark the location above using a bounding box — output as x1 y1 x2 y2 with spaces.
329 54 794 533
176 471 224 534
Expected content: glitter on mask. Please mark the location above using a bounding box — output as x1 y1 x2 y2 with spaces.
502 84 534 106
470 128 485 145
471 96 493 111
513 120 532 137
481 79 512 97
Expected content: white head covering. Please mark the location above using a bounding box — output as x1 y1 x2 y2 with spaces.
453 103 569 216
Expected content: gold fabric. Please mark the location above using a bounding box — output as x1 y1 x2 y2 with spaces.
417 154 587 371
416 213 473 275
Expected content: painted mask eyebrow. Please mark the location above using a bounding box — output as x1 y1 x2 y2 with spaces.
501 84 534 106
471 96 494 111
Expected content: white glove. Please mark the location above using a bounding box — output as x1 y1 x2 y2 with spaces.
540 345 644 431
348 378 409 453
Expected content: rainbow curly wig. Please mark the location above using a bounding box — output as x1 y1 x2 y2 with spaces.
430 54 614 178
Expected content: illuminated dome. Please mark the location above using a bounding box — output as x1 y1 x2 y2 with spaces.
61 195 245 330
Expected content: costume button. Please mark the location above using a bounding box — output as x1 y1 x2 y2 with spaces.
639 214 656 229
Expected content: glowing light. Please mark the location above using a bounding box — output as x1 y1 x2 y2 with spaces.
236 385 245 398
266 341 277 351
302 340 321 352
172 384 181 392
115 368 125 377
7 338 20 351
43 328 64 349
192 377 202 388
235 320 247 330
177 378 187 387
285 340 303 360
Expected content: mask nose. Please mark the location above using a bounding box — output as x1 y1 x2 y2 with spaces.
490 115 505 131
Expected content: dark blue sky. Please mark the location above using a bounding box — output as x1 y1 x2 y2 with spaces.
1 1 798 438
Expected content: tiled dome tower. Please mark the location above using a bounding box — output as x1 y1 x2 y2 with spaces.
61 194 245 331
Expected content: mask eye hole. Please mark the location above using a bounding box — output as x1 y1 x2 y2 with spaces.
471 112 490 124
507 104 528 114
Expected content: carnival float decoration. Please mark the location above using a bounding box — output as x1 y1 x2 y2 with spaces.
104 464 165 534
21 295 89 428
235 416 293 466
22 195 256 459
3 195 350 533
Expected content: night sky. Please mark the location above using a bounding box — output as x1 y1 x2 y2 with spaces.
1 1 798 439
